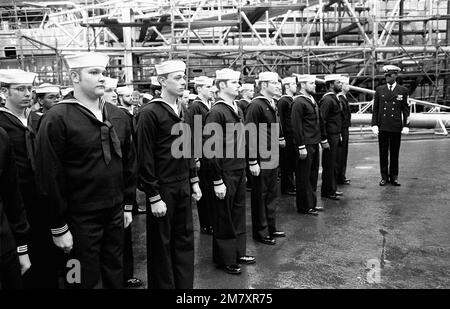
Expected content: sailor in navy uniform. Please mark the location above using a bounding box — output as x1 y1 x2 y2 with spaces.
319 74 344 201
278 76 297 195
371 65 410 186
291 75 329 216
136 60 201 289
0 127 30 289
246 72 286 246
0 69 59 289
204 68 255 275
188 76 215 235
29 83 61 132
35 52 137 289
336 76 351 185
237 83 254 115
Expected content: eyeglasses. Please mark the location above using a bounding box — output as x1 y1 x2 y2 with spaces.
10 86 33 93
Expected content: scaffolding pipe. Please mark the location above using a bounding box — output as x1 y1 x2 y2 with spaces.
351 113 450 129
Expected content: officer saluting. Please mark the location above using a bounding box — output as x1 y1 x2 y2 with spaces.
371 65 410 186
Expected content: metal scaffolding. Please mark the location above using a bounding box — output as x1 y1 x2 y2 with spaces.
0 0 449 106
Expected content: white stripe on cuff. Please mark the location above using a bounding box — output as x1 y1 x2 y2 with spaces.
213 180 224 186
321 140 328 144
298 145 306 150
17 245 28 254
124 205 133 211
249 160 258 166
190 177 199 184
149 194 161 203
51 224 68 236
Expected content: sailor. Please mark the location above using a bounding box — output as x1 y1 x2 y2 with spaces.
336 75 352 185
136 60 201 289
29 83 61 132
237 83 255 115
0 69 59 289
35 52 137 288
188 76 215 235
0 127 31 289
291 75 329 216
205 68 255 275
278 76 297 195
319 74 344 201
371 65 410 186
103 77 119 105
245 72 286 245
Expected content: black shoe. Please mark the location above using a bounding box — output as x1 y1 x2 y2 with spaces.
298 209 319 216
237 255 256 265
390 179 401 186
342 179 351 185
379 179 387 186
321 194 340 200
125 277 143 288
218 264 241 275
270 230 286 238
314 206 324 211
254 235 276 245
335 191 343 196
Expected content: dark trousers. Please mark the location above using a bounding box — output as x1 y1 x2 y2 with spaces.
197 161 214 229
212 169 246 266
336 128 349 183
280 143 296 192
123 224 134 282
146 179 194 289
296 144 320 213
251 168 278 239
321 133 340 196
378 131 402 181
0 250 23 289
22 193 60 289
65 205 124 289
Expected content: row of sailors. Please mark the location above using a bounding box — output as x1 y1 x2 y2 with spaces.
0 52 355 289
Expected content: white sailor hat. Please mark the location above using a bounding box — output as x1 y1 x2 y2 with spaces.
338 75 350 84
240 83 254 91
382 65 401 73
188 93 197 100
61 87 73 97
0 69 37 85
324 74 343 82
104 77 118 89
142 93 153 101
35 83 60 94
258 72 279 83
295 74 316 83
64 52 109 69
216 68 240 80
150 76 160 86
155 60 186 76
182 90 190 96
192 76 213 87
281 77 296 85
116 86 134 96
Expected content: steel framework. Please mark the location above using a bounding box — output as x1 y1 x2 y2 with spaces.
0 0 449 106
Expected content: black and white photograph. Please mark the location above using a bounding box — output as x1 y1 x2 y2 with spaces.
0 0 449 294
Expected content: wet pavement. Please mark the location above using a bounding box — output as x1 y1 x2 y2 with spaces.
131 135 450 289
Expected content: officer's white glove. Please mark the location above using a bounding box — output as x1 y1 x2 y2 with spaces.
191 182 202 202
214 183 227 200
371 126 379 135
401 127 409 134
151 200 167 218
